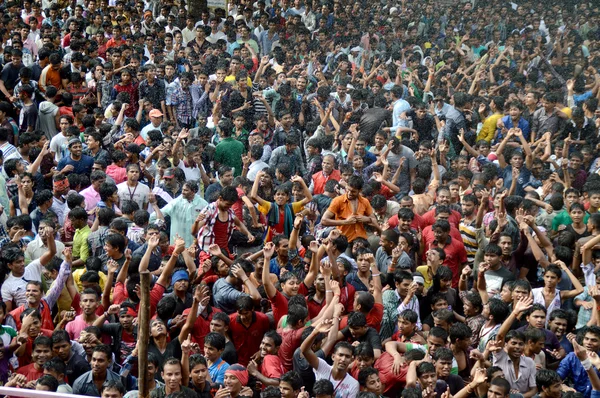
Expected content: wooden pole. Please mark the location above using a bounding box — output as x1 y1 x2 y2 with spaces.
138 271 151 398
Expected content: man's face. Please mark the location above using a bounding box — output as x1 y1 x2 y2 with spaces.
91 351 110 376
209 319 227 334
437 190 450 205
70 143 83 157
203 343 221 362
498 236 512 256
162 363 182 391
487 384 508 398
435 358 452 377
426 335 446 355
81 293 98 315
583 332 600 352
332 347 353 371
461 201 475 217
433 227 448 244
52 340 71 361
548 317 567 340
419 372 437 389
127 167 140 182
346 186 359 200
33 344 52 366
260 336 277 357
506 337 525 359
527 310 547 329
25 284 42 305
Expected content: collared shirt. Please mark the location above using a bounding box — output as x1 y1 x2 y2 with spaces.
493 349 536 394
73 369 121 396
25 235 65 263
326 194 373 242
391 98 411 133
1 259 43 308
81 185 101 214
396 290 422 330
196 202 236 253
171 86 194 125
73 225 91 262
88 226 110 258
150 194 208 247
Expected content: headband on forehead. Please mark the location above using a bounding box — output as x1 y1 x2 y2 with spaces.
413 275 425 285
53 178 70 191
120 307 137 317
225 365 249 386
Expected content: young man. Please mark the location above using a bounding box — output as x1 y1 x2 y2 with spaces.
301 321 360 398
73 345 121 396
16 335 53 381
188 354 212 397
117 164 150 211
51 329 90 386
246 330 285 387
65 288 101 340
150 358 197 398
203 332 230 384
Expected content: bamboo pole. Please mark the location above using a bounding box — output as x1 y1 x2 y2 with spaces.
138 271 151 398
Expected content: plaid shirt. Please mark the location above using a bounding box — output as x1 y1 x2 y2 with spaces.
196 202 236 253
87 226 110 258
171 86 194 126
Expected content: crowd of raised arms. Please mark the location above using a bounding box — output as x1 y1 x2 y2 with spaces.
4 0 600 398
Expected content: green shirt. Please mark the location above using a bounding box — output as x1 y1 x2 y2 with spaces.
215 137 245 176
551 209 590 231
73 225 91 262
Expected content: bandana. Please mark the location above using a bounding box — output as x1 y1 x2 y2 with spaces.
120 307 137 317
225 365 249 385
413 275 425 285
53 179 70 191
172 270 189 284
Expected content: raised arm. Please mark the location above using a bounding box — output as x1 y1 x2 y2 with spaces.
300 320 333 370
262 242 277 299
290 175 313 206
250 170 270 207
556 260 584 300
156 235 185 287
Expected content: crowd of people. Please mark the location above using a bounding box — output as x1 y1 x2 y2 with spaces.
0 0 600 398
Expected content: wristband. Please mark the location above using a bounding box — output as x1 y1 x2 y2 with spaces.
372 273 381 277
326 290 333 293
582 358 593 370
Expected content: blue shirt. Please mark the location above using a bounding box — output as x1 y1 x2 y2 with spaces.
208 357 230 384
495 116 531 143
391 98 411 133
57 154 94 175
558 352 600 398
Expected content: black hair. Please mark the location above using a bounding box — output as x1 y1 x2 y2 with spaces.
204 332 226 351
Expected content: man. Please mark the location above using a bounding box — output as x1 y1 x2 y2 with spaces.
16 336 53 382
11 247 70 331
246 144 269 182
138 65 167 123
196 186 255 254
81 170 107 215
301 321 360 398
117 164 150 210
322 175 380 244
557 325 600 397
50 174 70 226
73 345 121 396
212 259 262 315
149 181 208 247
140 109 164 140
150 358 197 398
430 220 468 288
52 329 91 386
269 134 307 177
57 137 94 176
214 119 245 177
388 85 410 136
1 240 56 312
204 166 234 203
311 154 341 195
65 288 101 340
25 219 65 263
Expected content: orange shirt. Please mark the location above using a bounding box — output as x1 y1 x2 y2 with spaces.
311 169 341 195
326 193 373 242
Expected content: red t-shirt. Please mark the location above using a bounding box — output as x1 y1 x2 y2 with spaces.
16 363 45 382
260 354 285 379
387 212 427 231
184 306 221 350
277 327 304 372
422 207 462 229
229 311 270 366
339 303 384 332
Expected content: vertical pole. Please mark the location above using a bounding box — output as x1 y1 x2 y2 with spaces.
138 271 151 398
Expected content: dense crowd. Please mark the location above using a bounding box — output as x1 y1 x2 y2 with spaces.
1 0 600 398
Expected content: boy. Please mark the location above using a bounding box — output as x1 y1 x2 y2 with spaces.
388 309 424 344
69 207 90 268
247 330 284 387
16 335 53 381
204 332 230 384
188 354 211 397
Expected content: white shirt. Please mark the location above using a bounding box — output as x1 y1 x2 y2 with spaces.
26 236 65 263
313 358 359 398
117 181 151 209
247 160 269 181
1 259 43 308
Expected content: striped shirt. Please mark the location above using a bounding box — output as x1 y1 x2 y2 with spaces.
459 218 478 265
197 202 236 252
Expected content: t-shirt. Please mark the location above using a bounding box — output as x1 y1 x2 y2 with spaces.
483 266 516 295
117 181 151 209
313 357 359 398
1 259 43 308
293 348 325 394
340 326 382 351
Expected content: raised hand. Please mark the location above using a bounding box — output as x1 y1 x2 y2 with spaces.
263 242 275 258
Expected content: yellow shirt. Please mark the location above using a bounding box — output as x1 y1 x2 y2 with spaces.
72 225 91 262
477 113 503 143
416 265 433 291
73 268 108 292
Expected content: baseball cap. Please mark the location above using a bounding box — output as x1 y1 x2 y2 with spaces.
68 138 81 147
163 168 176 179
149 109 163 118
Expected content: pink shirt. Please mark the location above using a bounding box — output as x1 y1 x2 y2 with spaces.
106 164 127 184
65 315 109 344
81 185 101 213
